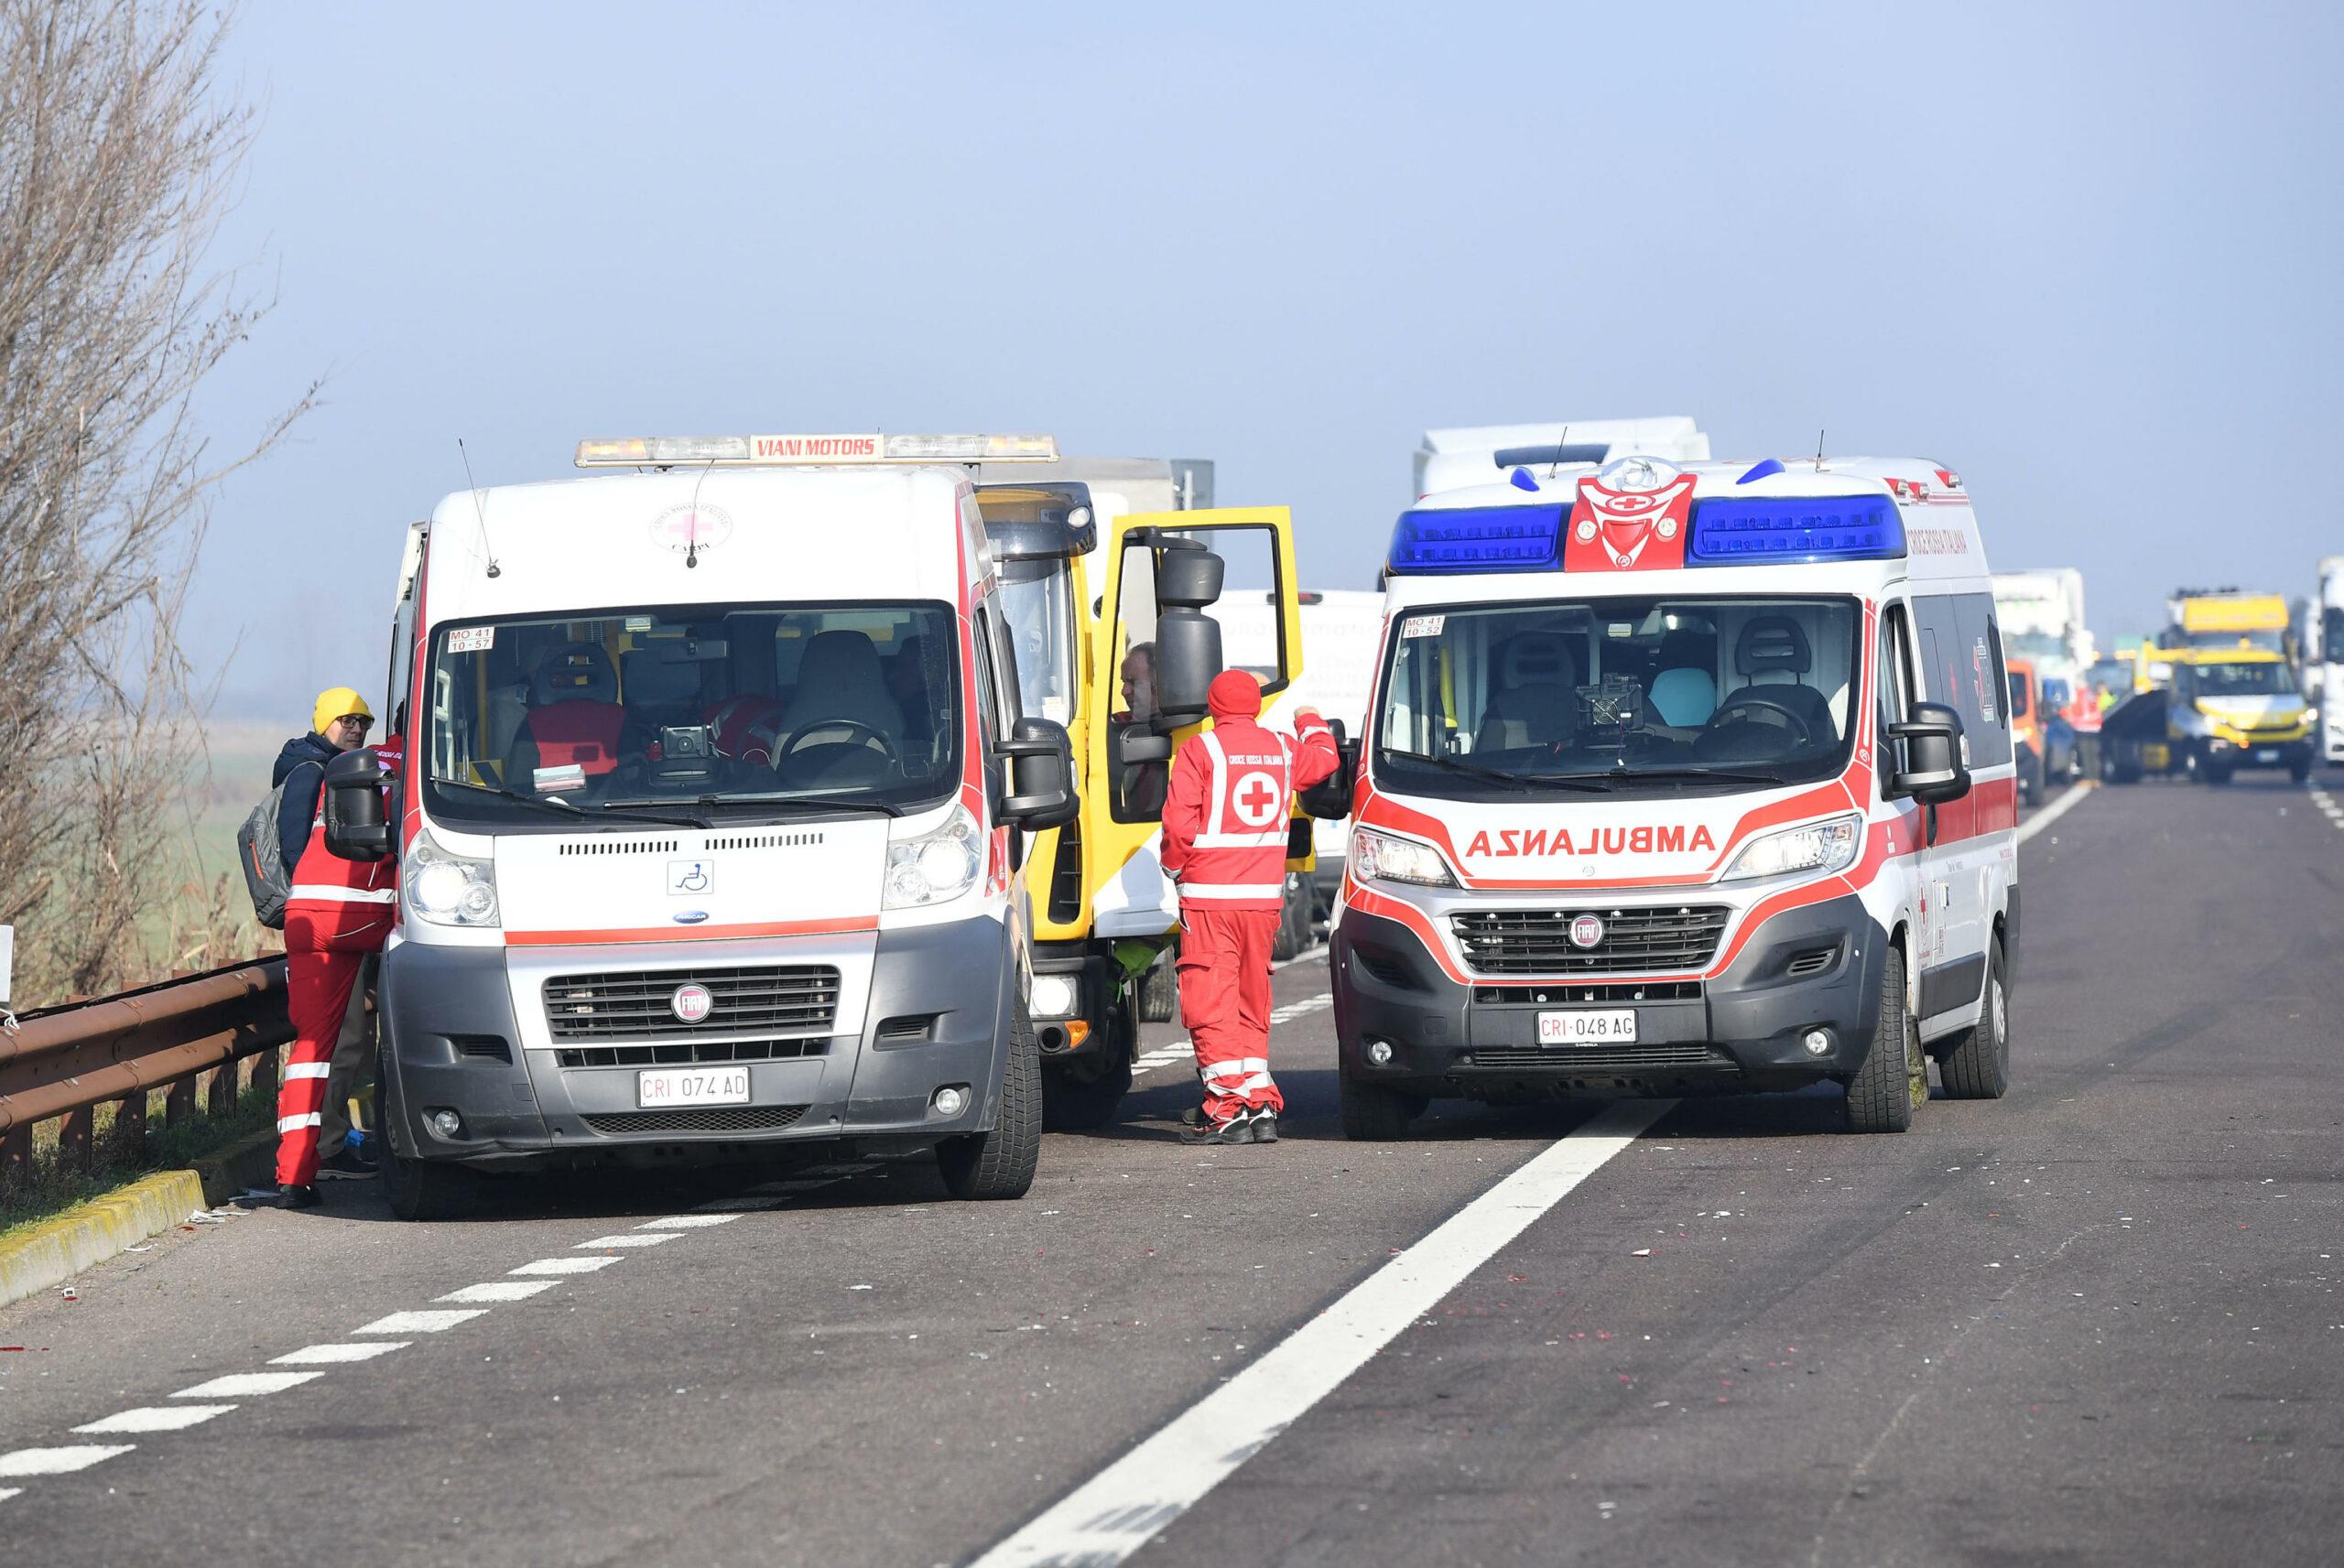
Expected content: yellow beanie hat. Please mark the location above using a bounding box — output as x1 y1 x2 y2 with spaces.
312 687 374 734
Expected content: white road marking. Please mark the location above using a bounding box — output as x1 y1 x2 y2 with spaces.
573 1232 678 1249
438 1281 560 1303
2015 781 2094 846
1269 943 1328 971
353 1309 487 1334
173 1371 322 1399
0 1446 136 1477
638 1213 741 1229
510 1256 620 1276
75 1405 236 1434
272 1342 407 1366
0 1487 18 1502
969 1099 1671 1568
1268 994 1332 1023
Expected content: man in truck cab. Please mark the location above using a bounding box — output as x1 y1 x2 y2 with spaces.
1160 669 1340 1144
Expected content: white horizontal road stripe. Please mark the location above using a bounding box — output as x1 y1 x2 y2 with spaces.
2014 781 2093 846
0 1487 18 1501
272 1342 407 1365
76 1405 236 1434
353 1309 485 1334
438 1281 560 1303
510 1256 620 1276
174 1371 321 1398
574 1232 678 1249
638 1213 742 1229
969 1098 1669 1568
0 1445 137 1476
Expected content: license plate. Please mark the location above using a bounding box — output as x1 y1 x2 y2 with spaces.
2255 748 2279 762
636 1066 750 1108
1537 1009 1637 1045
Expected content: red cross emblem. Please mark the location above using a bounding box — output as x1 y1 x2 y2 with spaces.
1231 770 1282 828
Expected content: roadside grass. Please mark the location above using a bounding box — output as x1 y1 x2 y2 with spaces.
0 1075 280 1242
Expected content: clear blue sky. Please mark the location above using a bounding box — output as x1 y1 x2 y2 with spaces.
190 0 2344 718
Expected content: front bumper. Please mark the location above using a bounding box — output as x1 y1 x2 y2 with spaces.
2206 733 2313 770
1331 891 1890 1098
379 920 1016 1170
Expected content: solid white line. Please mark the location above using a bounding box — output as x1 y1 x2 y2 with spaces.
510 1256 620 1276
2015 782 2093 846
353 1309 486 1334
639 1213 742 1229
75 1405 237 1434
1269 944 1328 972
173 1371 322 1399
0 1446 136 1477
574 1232 678 1249
968 1099 1671 1568
438 1281 560 1303
272 1342 407 1365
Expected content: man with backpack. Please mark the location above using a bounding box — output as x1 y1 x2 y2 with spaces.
266 687 384 1197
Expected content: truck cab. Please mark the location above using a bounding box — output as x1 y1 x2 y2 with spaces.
331 434 1079 1218
1332 449 2017 1137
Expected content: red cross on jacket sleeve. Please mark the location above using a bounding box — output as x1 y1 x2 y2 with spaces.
1160 711 1340 912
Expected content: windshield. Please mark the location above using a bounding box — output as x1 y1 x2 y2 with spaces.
1374 595 1861 798
2194 661 2296 698
2324 607 2344 665
997 557 1077 725
2181 627 2285 654
421 600 960 830
2002 629 2066 664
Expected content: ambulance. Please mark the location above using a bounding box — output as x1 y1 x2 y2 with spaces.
317 435 1080 1219
1331 446 2018 1137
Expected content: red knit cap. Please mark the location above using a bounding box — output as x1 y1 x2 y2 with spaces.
1207 668 1261 721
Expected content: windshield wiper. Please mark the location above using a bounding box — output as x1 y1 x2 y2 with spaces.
607 791 905 820
437 779 711 829
1379 751 1615 793
1614 766 1791 789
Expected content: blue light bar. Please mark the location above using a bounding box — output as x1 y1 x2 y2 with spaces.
1687 494 1904 564
1387 503 1566 574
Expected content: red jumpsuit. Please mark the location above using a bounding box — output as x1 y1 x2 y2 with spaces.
277 749 396 1188
1159 672 1340 1127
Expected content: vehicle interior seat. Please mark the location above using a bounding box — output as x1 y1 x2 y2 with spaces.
1649 665 1718 727
771 630 902 785
1476 633 1579 752
507 642 626 785
1699 616 1837 757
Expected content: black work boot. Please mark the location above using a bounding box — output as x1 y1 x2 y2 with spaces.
274 1184 323 1210
1177 1114 1253 1146
1247 1108 1279 1144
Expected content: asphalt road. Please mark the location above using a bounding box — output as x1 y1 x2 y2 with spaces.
4 775 2339 1567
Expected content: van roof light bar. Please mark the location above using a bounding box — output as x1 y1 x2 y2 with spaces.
574 433 1059 469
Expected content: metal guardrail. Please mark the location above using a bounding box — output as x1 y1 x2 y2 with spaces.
0 957 293 1172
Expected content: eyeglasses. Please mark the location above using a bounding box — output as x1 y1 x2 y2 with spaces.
335 715 374 730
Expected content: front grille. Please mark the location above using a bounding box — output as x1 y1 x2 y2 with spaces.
1472 981 1703 1005
1785 946 1839 978
1351 948 1420 989
543 965 841 1040
580 1104 809 1135
1457 1044 1733 1073
1451 906 1730 976
555 1039 829 1069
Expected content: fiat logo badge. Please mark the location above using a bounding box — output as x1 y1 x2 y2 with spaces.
1568 914 1606 950
669 983 714 1023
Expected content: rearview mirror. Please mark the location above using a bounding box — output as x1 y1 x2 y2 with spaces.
1113 727 1172 766
1887 700 1971 805
322 748 393 862
997 717 1078 830
1147 538 1225 730
1298 719 1360 820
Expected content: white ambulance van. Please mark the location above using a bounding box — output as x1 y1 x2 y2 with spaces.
1331 449 2017 1136
319 435 1080 1217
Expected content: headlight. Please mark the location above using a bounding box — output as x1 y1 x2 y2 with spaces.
1721 814 1862 882
403 827 500 926
884 806 982 909
1351 826 1456 888
1028 973 1079 1020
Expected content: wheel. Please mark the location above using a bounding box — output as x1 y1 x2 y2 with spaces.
376 1044 482 1222
2108 750 2142 784
1137 947 1178 1024
2203 760 2234 785
1340 1072 1425 1140
938 999 1042 1199
1845 946 1923 1133
1937 940 2009 1099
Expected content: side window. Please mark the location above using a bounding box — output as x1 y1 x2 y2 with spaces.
1877 603 1915 783
970 608 1005 745
1109 538 1169 824
1955 593 2013 767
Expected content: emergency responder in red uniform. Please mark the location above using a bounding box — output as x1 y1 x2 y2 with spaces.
1159 670 1340 1144
272 726 399 1207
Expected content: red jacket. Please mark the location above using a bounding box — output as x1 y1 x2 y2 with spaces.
1161 711 1340 913
284 745 397 952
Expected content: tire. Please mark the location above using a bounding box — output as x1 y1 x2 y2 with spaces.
376 1044 482 1222
1042 1055 1132 1131
1340 1072 1424 1140
1137 947 1178 1024
2290 757 2313 784
2204 760 2234 785
938 999 1042 1200
1845 946 1923 1133
1937 940 2010 1099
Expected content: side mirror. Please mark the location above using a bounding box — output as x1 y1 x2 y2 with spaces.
997 717 1079 830
1887 700 1971 805
1113 727 1172 766
1141 535 1226 730
1298 719 1360 820
322 748 393 861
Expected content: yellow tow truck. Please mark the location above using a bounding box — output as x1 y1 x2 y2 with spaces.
2098 645 2312 784
973 473 1344 1126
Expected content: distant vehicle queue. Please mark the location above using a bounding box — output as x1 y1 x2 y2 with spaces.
286 415 2340 1217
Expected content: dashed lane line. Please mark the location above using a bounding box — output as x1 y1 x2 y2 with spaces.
438 1281 562 1303
970 1098 1672 1568
74 1406 237 1435
353 1308 489 1335
172 1371 320 1399
0 1447 136 1478
509 1256 620 1277
1133 992 1334 1080
271 1342 407 1366
574 1231 679 1248
2014 780 2094 846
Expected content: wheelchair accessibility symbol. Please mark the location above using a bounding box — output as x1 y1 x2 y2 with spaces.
667 860 713 896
